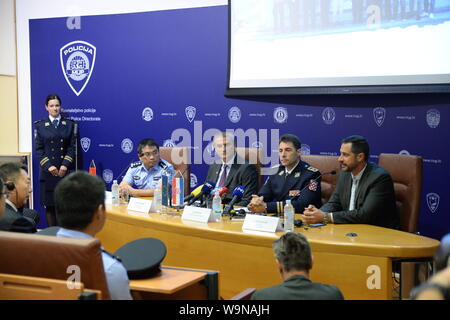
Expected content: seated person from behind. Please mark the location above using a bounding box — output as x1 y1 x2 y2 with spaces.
303 135 399 229
119 138 174 197
248 134 321 215
252 232 344 300
0 162 37 233
55 171 132 300
205 131 258 206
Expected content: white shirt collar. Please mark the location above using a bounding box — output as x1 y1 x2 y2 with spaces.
285 160 300 175
5 199 17 212
351 163 367 182
49 115 61 122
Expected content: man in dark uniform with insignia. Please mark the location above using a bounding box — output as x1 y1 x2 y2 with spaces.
248 134 321 215
35 94 77 226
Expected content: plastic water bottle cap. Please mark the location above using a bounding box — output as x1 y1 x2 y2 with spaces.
113 180 117 184
286 200 291 205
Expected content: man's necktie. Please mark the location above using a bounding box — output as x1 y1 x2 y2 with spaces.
52 119 58 128
217 164 228 188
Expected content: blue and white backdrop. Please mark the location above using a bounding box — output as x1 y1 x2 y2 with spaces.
27 4 449 239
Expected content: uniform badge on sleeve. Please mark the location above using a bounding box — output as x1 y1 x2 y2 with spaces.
294 172 300 178
133 176 141 180
308 180 318 192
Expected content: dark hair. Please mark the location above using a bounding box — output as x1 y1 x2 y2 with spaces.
0 162 28 183
45 94 61 106
0 177 4 193
55 171 105 230
137 138 159 154
272 232 312 272
341 135 370 161
279 134 301 150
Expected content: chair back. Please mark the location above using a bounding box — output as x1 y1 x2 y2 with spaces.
235 147 264 189
301 155 340 204
378 153 423 233
0 231 110 299
159 147 190 195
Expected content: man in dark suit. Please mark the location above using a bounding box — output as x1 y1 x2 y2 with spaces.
303 135 399 229
252 232 344 300
205 131 258 206
0 162 37 233
248 134 322 215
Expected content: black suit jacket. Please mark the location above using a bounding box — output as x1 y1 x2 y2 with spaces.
206 155 258 206
0 203 37 233
321 162 399 229
251 275 344 300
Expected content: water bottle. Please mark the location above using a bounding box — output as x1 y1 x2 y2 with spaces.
111 180 119 205
284 200 294 232
154 180 162 213
171 170 184 209
211 191 222 222
161 166 172 213
89 160 96 175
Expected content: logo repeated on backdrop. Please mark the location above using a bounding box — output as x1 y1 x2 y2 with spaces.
251 141 263 149
185 106 196 123
206 141 216 157
373 107 386 127
426 109 440 128
80 137 91 152
322 107 336 125
121 138 134 154
102 169 113 184
228 106 241 123
426 193 440 213
274 107 288 124
163 139 176 147
190 173 198 188
60 40 96 96
301 144 311 155
399 150 410 155
142 107 154 121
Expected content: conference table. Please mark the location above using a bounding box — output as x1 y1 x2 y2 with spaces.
97 204 440 300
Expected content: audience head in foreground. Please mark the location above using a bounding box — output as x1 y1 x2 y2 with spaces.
252 232 344 300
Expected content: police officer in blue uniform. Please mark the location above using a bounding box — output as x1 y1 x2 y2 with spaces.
248 134 322 215
35 94 76 226
119 138 174 197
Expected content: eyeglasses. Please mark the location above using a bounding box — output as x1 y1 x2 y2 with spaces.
138 150 159 157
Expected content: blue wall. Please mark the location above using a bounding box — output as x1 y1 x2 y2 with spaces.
29 5 449 239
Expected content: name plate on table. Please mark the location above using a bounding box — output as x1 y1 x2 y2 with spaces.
127 197 152 214
242 214 282 233
182 206 211 223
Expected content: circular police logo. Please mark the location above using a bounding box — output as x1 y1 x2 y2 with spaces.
399 150 410 156
102 169 113 184
322 107 336 125
190 173 198 188
426 109 440 128
274 107 288 124
66 52 90 81
206 141 216 157
121 138 134 154
163 139 176 147
301 144 311 155
228 106 241 123
142 107 153 122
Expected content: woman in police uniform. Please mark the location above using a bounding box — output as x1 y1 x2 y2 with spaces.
35 94 77 226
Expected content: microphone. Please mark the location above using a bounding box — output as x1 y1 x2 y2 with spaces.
115 161 141 181
289 170 337 200
184 184 204 203
73 122 78 137
223 185 246 215
187 181 215 205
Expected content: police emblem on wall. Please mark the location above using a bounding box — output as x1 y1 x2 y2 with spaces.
142 107 154 121
121 138 134 154
185 106 196 123
80 137 91 152
399 150 410 155
163 139 176 147
301 144 311 155
251 141 263 149
373 107 386 127
60 40 96 96
426 109 440 128
102 169 114 184
426 193 440 214
274 107 288 124
190 173 198 188
228 106 241 123
322 107 336 125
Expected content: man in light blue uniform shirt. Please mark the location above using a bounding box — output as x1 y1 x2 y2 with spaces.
120 138 174 197
54 171 132 300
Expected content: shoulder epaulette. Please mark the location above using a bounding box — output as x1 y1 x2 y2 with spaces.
101 249 122 262
130 161 142 168
33 119 43 124
307 166 319 172
271 164 280 169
